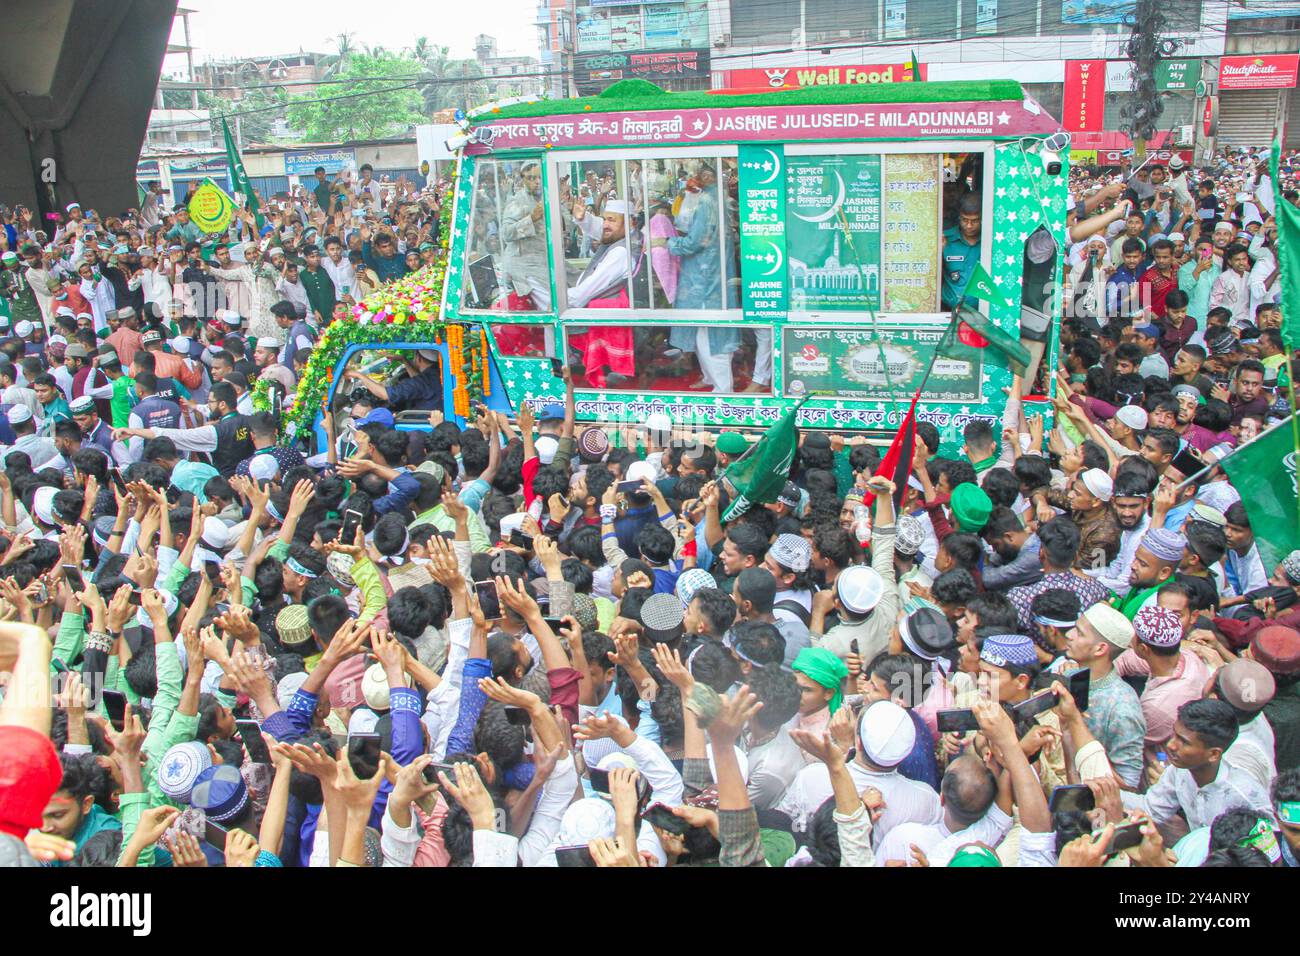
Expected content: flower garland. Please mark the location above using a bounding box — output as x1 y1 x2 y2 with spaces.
277 174 475 444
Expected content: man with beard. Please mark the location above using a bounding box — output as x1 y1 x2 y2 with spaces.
981 505 1043 590
499 161 551 310
1086 474 1152 594
1116 527 1185 619
567 198 637 387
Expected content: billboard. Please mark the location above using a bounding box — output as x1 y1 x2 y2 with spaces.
722 63 926 89
1218 54 1300 90
1062 0 1134 23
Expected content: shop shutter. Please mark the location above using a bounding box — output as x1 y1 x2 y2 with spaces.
1217 89 1282 148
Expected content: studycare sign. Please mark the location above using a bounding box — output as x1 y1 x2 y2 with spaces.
720 63 927 89
467 100 1057 153
1218 54 1300 90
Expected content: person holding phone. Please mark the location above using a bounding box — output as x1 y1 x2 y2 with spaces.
1120 698 1274 832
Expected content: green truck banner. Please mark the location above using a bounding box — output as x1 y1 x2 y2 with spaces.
737 144 789 319
786 154 882 311
782 325 983 402
1155 59 1201 92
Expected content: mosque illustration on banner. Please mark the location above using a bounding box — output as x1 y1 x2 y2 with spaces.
789 232 879 308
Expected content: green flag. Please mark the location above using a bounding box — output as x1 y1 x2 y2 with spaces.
962 263 1012 308
944 304 1031 375
720 402 803 522
910 51 922 81
1270 136 1300 351
1220 415 1300 571
222 116 263 231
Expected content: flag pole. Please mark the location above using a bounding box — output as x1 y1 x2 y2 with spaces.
1173 411 1297 492
835 208 901 419
1269 133 1300 532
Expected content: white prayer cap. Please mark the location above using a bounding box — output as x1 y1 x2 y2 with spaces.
32 485 57 525
1080 468 1114 502
221 310 243 326
256 336 280 350
604 199 629 216
1114 405 1148 431
249 454 279 482
65 202 80 211
535 435 559 465
858 700 915 767
6 405 33 426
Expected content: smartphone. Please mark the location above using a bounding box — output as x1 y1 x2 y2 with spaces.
422 761 460 785
62 564 85 592
554 844 597 867
616 479 642 495
1066 667 1090 712
550 357 564 379
849 639 860 657
1049 784 1096 815
508 529 533 550
347 733 381 777
643 802 690 836
588 767 611 793
127 589 143 607
339 509 363 546
102 689 128 731
503 705 531 726
236 719 272 764
109 467 128 495
1103 821 1145 856
936 708 980 734
473 578 502 620
540 616 567 634
204 561 223 584
1014 689 1060 721
203 819 229 852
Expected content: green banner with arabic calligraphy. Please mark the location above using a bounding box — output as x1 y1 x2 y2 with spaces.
737 143 789 320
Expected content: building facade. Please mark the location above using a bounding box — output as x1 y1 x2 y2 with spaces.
535 1 1300 151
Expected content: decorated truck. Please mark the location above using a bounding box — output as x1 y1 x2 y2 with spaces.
286 78 1070 453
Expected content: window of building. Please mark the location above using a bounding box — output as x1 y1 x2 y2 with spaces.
804 0 877 40
730 0 801 44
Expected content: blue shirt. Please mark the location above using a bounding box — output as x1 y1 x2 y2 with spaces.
386 365 442 413
1106 264 1144 318
614 504 657 557
941 227 980 308
896 708 940 791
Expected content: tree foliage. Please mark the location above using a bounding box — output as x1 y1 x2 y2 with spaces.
286 51 422 140
199 88 288 145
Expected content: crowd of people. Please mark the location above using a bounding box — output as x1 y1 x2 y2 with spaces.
0 141 1296 871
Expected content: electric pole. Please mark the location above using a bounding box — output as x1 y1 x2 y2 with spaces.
1119 0 1181 157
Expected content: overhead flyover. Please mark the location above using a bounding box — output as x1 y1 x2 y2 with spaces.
0 0 177 224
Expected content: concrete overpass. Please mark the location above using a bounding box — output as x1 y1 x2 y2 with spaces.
0 0 177 226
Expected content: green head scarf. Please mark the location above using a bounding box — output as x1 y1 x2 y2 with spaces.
792 647 849 715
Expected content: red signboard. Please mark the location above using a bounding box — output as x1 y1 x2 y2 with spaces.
1063 60 1106 132
719 63 926 90
1218 54 1300 90
1203 95 1219 136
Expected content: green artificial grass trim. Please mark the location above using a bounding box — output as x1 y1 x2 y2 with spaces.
481 78 1027 122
